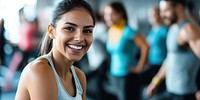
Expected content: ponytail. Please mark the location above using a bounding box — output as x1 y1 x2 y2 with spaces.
39 32 53 56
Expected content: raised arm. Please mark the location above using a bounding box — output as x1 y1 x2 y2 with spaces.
180 23 200 59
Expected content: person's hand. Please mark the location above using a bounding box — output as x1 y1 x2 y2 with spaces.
196 90 200 100
146 82 157 97
130 66 142 73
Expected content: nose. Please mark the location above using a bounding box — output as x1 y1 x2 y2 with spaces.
74 31 84 42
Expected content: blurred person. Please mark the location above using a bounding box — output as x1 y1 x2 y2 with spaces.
0 18 5 97
2 8 38 91
187 1 200 94
147 0 200 100
146 6 168 68
0 18 5 65
140 6 168 99
87 12 108 72
15 0 95 100
186 0 200 93
18 8 39 70
86 12 109 100
103 1 149 100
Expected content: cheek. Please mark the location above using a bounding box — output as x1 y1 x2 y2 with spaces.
85 35 93 49
168 12 173 18
166 9 175 18
87 35 93 46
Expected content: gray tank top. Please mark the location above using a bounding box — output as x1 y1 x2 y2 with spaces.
166 19 200 95
41 54 83 100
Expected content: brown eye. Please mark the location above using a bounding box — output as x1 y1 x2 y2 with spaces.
83 29 92 34
65 27 75 31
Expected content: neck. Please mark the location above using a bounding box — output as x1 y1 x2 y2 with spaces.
50 50 73 79
113 19 126 28
152 23 161 28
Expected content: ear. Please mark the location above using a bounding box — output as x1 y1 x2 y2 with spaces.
47 23 56 39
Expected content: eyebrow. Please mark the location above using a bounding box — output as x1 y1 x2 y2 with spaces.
65 22 94 28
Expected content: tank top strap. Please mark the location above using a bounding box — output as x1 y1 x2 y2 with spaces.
40 54 60 79
70 66 83 95
39 54 83 99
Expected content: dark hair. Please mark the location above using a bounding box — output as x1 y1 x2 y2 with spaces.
95 11 102 22
108 1 128 22
40 0 95 55
161 0 186 7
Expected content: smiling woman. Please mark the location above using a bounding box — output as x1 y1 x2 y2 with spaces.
14 0 95 100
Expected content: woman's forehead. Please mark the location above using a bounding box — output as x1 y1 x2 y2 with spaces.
57 8 93 27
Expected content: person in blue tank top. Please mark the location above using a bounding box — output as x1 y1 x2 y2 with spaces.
147 7 168 67
146 0 200 100
103 1 149 100
15 0 96 100
140 6 168 99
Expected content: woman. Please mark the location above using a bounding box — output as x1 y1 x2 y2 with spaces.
103 1 149 100
15 0 95 100
140 6 168 88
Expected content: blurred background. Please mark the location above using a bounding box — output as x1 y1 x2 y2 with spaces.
0 0 200 100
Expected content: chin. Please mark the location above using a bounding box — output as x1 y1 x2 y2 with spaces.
164 20 171 26
106 22 113 27
68 55 84 62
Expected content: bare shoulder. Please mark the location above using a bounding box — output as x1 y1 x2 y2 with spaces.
15 57 57 100
18 57 51 84
183 23 200 39
26 57 57 88
19 57 56 89
22 57 54 81
28 57 53 75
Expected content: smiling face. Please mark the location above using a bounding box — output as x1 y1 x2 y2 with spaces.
159 1 178 26
48 8 94 62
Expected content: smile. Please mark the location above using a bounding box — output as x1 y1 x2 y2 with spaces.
67 45 83 50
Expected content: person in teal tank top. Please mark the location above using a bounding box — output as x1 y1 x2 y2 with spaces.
15 0 96 100
103 1 149 100
106 25 140 76
141 6 168 99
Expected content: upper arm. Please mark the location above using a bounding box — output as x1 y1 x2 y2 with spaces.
74 67 86 100
182 23 200 41
27 61 57 100
188 39 200 59
182 23 200 58
133 34 149 49
15 66 31 100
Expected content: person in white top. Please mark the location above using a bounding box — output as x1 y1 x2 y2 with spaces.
15 0 96 100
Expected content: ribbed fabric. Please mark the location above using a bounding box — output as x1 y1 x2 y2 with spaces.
166 19 200 95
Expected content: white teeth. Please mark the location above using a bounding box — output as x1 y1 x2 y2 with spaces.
68 45 83 50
